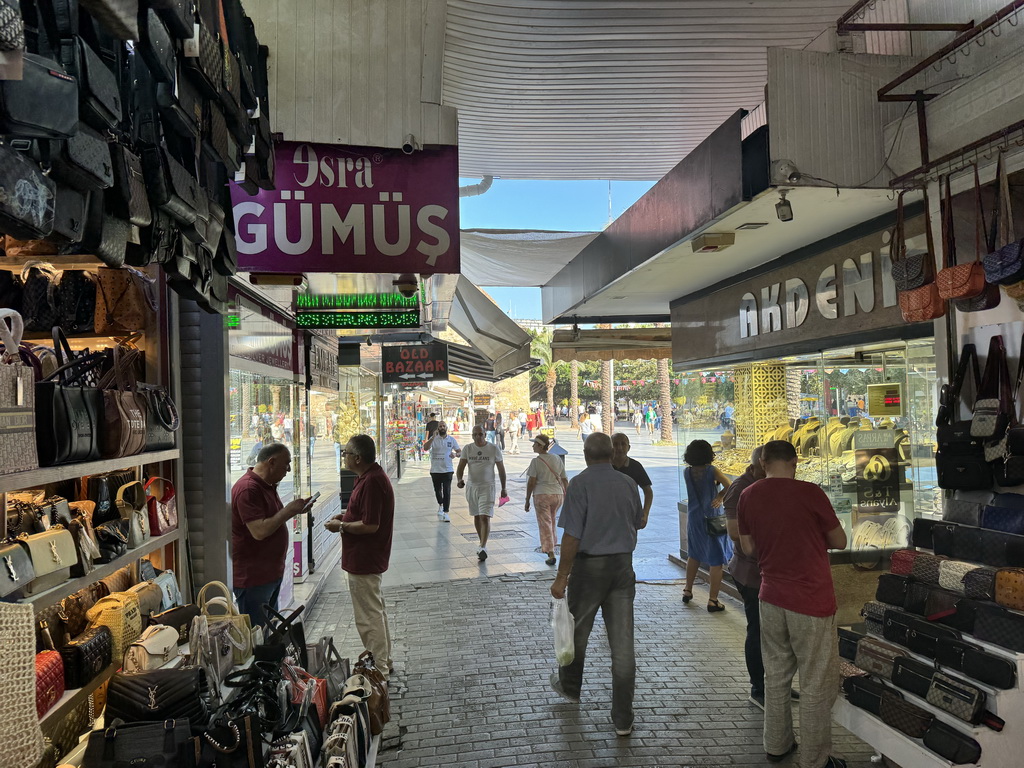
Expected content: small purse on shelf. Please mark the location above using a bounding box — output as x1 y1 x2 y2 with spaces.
59 625 113 690
123 624 181 672
116 480 151 548
145 476 179 535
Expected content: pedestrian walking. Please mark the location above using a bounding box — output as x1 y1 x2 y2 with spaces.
631 409 642 436
525 434 568 565
611 433 653 525
519 410 527 437
424 422 461 522
680 439 732 612
231 444 310 627
507 419 520 454
456 425 507 561
424 412 439 438
485 412 497 444
325 434 396 677
549 433 644 737
495 411 506 450
644 407 655 436
738 440 847 768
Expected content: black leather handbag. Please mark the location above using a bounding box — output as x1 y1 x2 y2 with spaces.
51 123 115 192
58 36 122 131
149 603 200 644
138 7 175 83
923 721 982 765
84 718 193 768
35 353 105 465
0 143 57 239
149 0 193 39
94 519 129 562
139 382 179 450
892 655 934 698
936 345 992 490
157 72 202 141
88 468 136 522
79 189 129 268
204 103 240 172
142 144 199 227
0 539 36 598
842 675 886 716
184 16 223 98
975 604 1024 652
935 637 1017 689
106 668 211 731
50 184 90 246
60 625 113 689
108 142 152 227
875 573 911 608
0 54 78 139
126 209 177 266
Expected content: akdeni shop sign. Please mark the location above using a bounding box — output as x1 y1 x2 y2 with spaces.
231 141 460 274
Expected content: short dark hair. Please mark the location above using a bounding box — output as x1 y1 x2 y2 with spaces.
347 434 376 463
762 440 797 463
683 439 715 466
257 442 290 464
583 432 613 461
428 412 436 418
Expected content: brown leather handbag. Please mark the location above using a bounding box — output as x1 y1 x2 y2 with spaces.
994 567 1024 611
936 173 986 301
98 346 148 459
94 266 158 335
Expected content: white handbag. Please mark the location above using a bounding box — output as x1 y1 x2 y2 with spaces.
116 481 150 548
198 581 253 665
154 570 182 610
938 561 981 595
124 624 181 672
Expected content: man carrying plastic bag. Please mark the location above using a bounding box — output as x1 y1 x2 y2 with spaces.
549 433 645 737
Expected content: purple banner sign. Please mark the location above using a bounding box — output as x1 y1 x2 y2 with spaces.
231 141 460 274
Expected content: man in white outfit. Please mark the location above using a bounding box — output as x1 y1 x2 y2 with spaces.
456 425 507 561
424 422 461 522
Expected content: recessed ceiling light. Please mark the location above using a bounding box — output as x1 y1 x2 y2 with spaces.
736 222 768 230
610 295 626 300
691 233 735 253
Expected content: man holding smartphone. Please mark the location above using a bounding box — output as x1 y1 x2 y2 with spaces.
231 443 310 627
326 434 395 676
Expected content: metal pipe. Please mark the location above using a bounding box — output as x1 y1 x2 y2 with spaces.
890 118 1024 188
459 176 494 198
842 22 974 32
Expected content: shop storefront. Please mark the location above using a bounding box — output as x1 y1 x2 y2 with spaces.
671 214 936 566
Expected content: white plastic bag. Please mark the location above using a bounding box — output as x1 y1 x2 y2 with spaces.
551 597 575 666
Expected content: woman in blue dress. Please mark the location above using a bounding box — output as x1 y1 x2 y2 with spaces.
682 439 733 612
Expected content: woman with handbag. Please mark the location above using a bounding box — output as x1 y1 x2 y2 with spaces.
525 434 569 565
681 439 733 612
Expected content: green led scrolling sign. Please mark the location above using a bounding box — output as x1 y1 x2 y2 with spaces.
295 310 421 329
296 292 419 310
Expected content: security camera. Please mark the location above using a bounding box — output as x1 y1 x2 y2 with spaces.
394 273 418 298
776 190 794 223
401 134 420 155
771 160 803 185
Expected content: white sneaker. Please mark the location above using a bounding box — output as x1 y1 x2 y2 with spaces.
437 504 444 518
441 512 450 522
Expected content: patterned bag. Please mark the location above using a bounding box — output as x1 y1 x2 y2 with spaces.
983 152 1024 285
889 549 920 575
926 672 987 726
994 567 1024 610
938 561 980 594
944 491 992 526
889 191 932 291
970 335 1012 439
861 599 894 635
975 605 1024 652
94 267 158 335
936 174 986 301
911 553 948 584
898 282 946 323
963 566 998 600
854 636 903 679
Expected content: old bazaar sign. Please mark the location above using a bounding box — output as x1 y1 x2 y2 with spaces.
231 141 460 274
381 342 449 384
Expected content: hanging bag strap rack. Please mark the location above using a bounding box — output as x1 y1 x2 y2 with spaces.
937 344 981 428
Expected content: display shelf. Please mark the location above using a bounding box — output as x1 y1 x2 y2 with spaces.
0 449 180 494
23 527 185 614
39 660 119 735
834 698 967 768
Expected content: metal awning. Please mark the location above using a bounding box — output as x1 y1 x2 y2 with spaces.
447 276 536 380
551 328 671 362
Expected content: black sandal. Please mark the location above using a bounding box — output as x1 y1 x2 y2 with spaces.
707 599 725 613
682 589 693 603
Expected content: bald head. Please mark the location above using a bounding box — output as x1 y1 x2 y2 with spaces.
750 445 766 480
583 432 614 465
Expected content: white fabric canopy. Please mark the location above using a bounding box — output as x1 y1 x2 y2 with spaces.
459 229 599 287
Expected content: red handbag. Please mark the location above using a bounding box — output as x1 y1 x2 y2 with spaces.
890 549 921 576
145 477 178 535
36 650 65 718
284 663 329 729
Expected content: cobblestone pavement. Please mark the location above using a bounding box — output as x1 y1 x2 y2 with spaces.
303 422 878 767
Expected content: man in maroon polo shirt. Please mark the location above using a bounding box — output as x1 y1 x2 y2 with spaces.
326 434 395 675
231 443 310 627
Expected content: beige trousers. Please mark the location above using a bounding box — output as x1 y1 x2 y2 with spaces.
760 600 839 768
347 572 392 674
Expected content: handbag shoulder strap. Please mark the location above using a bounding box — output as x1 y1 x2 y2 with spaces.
145 477 175 504
942 175 956 269
974 164 990 258
0 308 25 361
116 481 145 511
536 454 562 482
999 152 1015 246
892 191 906 264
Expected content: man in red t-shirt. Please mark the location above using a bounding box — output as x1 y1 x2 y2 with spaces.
326 434 395 675
738 440 848 768
231 444 310 627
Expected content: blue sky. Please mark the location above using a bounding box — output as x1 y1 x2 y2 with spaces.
459 178 656 319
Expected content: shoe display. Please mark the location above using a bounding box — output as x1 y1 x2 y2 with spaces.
478 547 487 561
549 672 580 703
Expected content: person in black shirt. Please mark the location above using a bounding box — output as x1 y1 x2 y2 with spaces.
424 413 439 439
611 433 653 526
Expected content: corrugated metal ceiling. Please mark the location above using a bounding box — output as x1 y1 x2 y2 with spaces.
444 0 854 180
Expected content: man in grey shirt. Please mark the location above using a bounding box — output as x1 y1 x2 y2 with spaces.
550 432 645 737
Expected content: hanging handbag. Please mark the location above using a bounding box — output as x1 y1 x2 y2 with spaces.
157 70 203 142
0 143 57 239
138 7 175 83
140 383 180 450
94 266 158 335
50 124 115 192
79 0 140 40
704 513 727 537
936 173 986 300
971 335 1012 439
184 15 223 98
0 49 78 139
0 602 46 768
150 0 193 39
108 142 152 227
34 351 105 466
936 345 990 490
123 624 181 672
923 720 982 765
78 189 130 268
890 191 932 290
149 603 199 644
49 183 90 247
98 346 148 458
142 143 200 227
60 624 113 689
145 476 179 535
20 526 76 595
0 309 40 474
953 166 1001 311
116 480 150 547
128 579 164 617
897 188 946 322
983 152 1024 285
57 33 122 132
83 718 193 768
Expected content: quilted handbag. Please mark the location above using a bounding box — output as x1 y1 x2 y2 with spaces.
79 0 140 40
975 604 1024 651
128 580 163 618
145 477 178 535
149 603 199 644
83 718 193 768
938 561 979 595
184 15 223 98
108 142 152 227
116 481 151 548
983 152 1024 285
60 625 113 689
35 650 64 718
971 335 1012 439
889 548 919 575
944 490 992 526
51 123 115 192
880 688 933 739
21 527 76 595
198 580 253 665
936 173 986 300
154 570 181 610
923 721 982 765
0 538 35 598
142 145 199 227
94 520 129 563
0 144 57 239
911 552 948 584
86 590 142 659
854 636 902 679
889 191 932 291
993 567 1024 610
892 655 935 698
95 266 158 335
123 624 181 672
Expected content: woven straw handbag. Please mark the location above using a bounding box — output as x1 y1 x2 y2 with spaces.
0 602 44 768
86 591 142 659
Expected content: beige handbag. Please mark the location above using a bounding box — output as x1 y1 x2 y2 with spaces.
197 581 253 665
116 481 150 548
86 591 142 659
128 581 164 618
0 602 44 768
123 625 181 672
20 527 77 596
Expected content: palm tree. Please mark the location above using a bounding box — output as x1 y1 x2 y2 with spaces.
601 360 614 434
569 359 580 428
658 357 673 442
528 328 560 423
